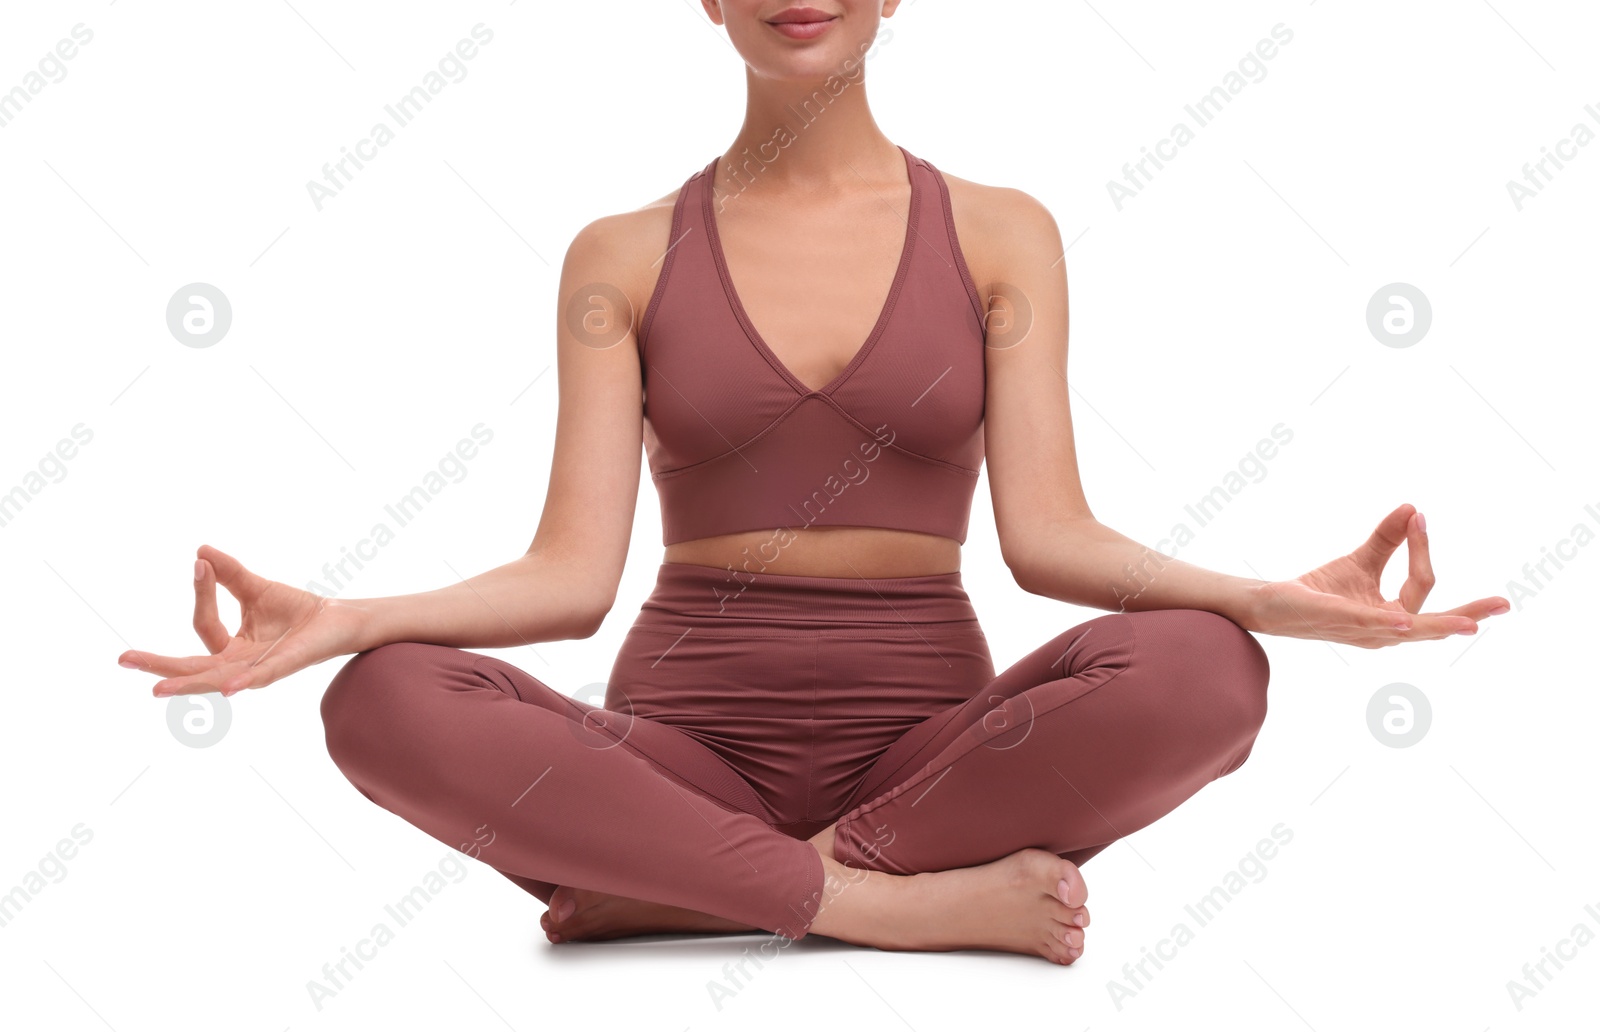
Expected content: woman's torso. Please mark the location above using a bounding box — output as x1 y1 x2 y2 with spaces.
621 145 994 578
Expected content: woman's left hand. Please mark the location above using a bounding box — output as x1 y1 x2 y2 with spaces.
1240 503 1510 648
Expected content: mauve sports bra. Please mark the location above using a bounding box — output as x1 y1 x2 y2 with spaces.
636 145 987 547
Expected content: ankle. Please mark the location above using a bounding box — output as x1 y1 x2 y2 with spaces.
807 853 913 945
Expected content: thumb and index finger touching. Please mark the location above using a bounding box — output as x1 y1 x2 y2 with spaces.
193 544 268 630
1355 503 1509 626
120 544 265 678
196 543 267 602
1353 503 1418 572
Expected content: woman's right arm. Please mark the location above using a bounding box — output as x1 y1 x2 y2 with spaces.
121 210 659 696
338 212 651 653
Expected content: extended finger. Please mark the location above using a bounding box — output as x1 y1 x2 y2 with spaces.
151 657 266 696
1368 612 1477 645
1352 503 1417 574
192 558 231 653
1434 595 1512 623
120 649 228 678
1398 511 1436 614
152 672 234 697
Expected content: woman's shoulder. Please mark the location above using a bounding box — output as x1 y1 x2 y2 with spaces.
568 180 685 265
562 179 691 344
934 160 1065 296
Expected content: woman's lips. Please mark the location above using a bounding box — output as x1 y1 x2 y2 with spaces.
766 15 838 40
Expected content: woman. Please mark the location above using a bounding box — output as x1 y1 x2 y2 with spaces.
118 0 1508 967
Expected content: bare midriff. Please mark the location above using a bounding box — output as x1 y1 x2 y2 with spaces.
663 526 961 578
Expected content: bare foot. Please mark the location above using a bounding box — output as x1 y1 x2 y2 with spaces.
810 846 1091 965
541 884 759 943
540 829 1092 966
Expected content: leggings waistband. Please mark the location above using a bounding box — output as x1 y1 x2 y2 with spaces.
638 561 981 628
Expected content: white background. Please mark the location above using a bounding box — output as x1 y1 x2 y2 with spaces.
1 1 1595 1029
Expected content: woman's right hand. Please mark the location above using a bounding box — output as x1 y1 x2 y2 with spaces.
119 545 372 697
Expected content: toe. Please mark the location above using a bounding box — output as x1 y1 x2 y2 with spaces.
543 888 573 940
1044 932 1080 966
1057 923 1085 950
1054 861 1087 907
548 885 579 924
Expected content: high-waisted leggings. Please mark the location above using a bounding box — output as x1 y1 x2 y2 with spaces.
319 562 1271 941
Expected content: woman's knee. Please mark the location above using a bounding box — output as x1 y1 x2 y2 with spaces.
1194 610 1269 758
1136 609 1271 760
320 642 450 766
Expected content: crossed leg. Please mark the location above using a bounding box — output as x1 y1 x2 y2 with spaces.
544 609 1270 954
321 609 1269 959
828 608 1271 876
320 642 828 940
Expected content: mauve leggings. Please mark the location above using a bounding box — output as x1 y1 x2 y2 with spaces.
319 562 1270 941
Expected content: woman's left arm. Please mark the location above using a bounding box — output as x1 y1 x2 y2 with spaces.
967 185 1509 648
1006 505 1509 648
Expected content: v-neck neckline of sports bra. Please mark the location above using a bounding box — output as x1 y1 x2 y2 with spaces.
700 145 921 397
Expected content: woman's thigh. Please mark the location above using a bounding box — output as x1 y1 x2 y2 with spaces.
320 641 814 918
828 609 1272 875
321 641 772 821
